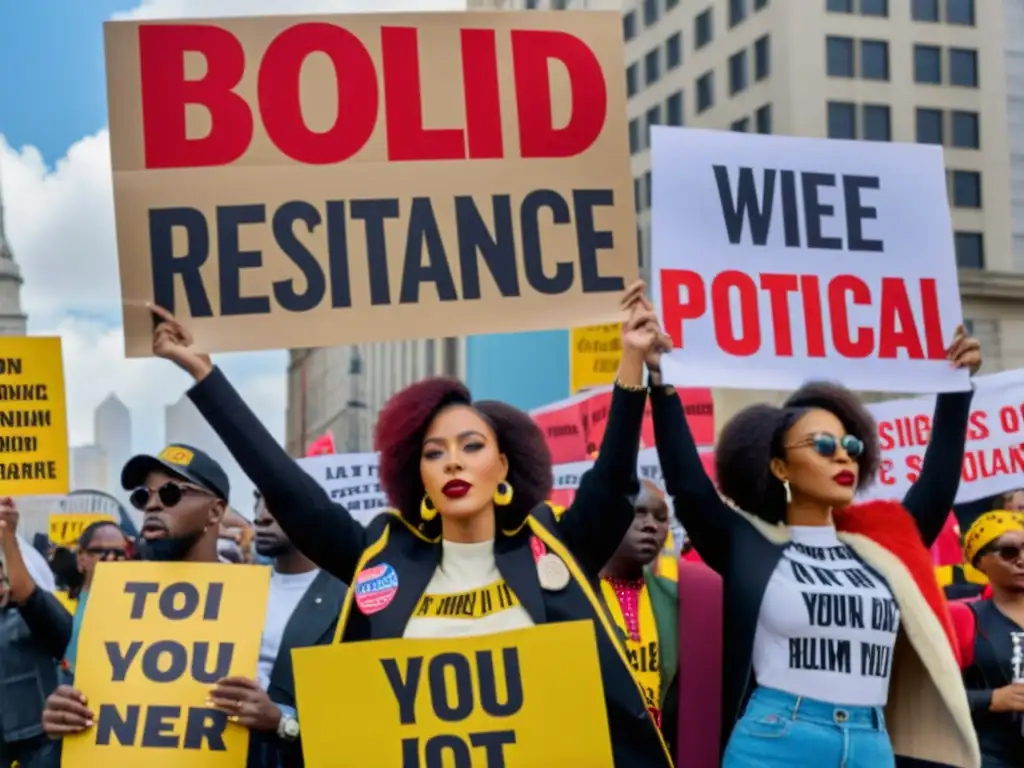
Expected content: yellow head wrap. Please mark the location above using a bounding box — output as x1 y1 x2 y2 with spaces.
963 510 1024 564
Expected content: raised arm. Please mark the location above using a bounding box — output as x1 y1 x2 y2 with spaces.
149 305 366 583
649 383 733 574
556 283 652 576
902 327 981 548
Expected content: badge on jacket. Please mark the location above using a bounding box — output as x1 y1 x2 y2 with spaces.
355 563 398 615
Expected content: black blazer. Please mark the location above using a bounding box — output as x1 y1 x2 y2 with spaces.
249 569 347 768
188 367 674 768
649 385 973 757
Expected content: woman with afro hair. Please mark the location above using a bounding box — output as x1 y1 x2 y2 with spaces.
146 286 675 767
644 308 984 768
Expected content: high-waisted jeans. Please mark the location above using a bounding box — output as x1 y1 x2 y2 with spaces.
722 687 895 768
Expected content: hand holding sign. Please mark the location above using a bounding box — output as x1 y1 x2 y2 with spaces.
0 496 19 537
208 677 281 733
946 324 982 375
149 304 214 382
42 685 94 736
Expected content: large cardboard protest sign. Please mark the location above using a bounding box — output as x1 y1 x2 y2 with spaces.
105 12 637 357
651 128 967 393
0 336 69 495
531 385 715 464
293 620 613 767
63 562 270 768
862 369 1024 505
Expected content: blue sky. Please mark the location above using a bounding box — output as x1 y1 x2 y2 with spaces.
0 0 136 165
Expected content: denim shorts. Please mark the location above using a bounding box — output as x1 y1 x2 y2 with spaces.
722 687 896 768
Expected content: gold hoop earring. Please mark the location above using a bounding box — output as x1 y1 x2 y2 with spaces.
494 481 514 506
420 495 437 522
783 479 792 504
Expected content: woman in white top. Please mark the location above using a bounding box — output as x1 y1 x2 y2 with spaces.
649 315 984 768
143 283 675 767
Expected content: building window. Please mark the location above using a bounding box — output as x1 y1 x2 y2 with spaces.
729 50 748 95
954 232 984 269
643 171 653 209
526 0 538 7
666 0 680 9
947 0 975 25
914 45 942 84
666 32 682 69
634 178 641 212
626 63 639 97
644 0 659 26
951 170 982 207
949 48 978 87
695 9 713 49
623 11 637 40
827 0 853 11
666 91 684 125
827 36 855 78
828 101 857 139
645 48 661 85
863 104 891 141
860 0 887 16
756 103 772 134
629 118 640 153
860 40 889 80
729 0 746 27
912 0 939 20
755 0 768 8
755 35 770 80
952 110 980 148
731 117 750 132
696 71 714 113
645 105 661 147
916 108 943 144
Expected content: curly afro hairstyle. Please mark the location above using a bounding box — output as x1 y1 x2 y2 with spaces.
374 378 553 536
715 381 881 525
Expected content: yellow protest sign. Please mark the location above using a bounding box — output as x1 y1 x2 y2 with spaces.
570 324 622 394
62 562 271 768
49 514 116 548
0 336 69 495
294 620 613 767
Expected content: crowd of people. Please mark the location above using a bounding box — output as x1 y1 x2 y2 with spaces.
0 282 1022 767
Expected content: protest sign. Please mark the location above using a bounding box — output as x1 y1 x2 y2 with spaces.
570 323 622 393
105 12 637 357
297 451 387 525
862 369 1024 505
531 385 715 465
0 336 69 494
63 562 270 768
49 514 117 548
294 620 613 767
651 127 966 394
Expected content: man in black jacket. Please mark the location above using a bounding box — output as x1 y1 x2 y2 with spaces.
210 492 347 768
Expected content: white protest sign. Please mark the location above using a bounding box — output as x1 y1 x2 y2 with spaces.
861 369 1024 505
297 452 388 526
651 127 967 393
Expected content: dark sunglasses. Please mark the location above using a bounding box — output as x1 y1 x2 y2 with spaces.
987 544 1024 563
788 432 865 459
84 547 126 559
129 481 211 511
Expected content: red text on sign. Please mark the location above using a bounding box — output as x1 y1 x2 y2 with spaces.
138 23 608 168
878 409 991 451
879 444 1024 486
660 270 946 360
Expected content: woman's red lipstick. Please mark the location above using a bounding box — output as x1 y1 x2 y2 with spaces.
833 471 856 487
442 480 472 498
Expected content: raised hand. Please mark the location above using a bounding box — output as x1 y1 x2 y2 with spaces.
620 281 660 357
149 303 214 382
946 324 982 376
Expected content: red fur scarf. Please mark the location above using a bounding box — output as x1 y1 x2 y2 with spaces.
834 499 961 666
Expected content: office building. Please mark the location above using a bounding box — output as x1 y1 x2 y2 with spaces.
94 393 132 501
0 155 26 336
71 444 108 491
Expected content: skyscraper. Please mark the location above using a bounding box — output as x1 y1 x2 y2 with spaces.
0 154 27 336
95 393 132 500
71 445 108 491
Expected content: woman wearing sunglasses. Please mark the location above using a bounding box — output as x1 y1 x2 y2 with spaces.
951 512 1024 768
646 319 982 768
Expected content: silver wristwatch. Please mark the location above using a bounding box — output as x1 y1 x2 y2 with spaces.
277 714 300 742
